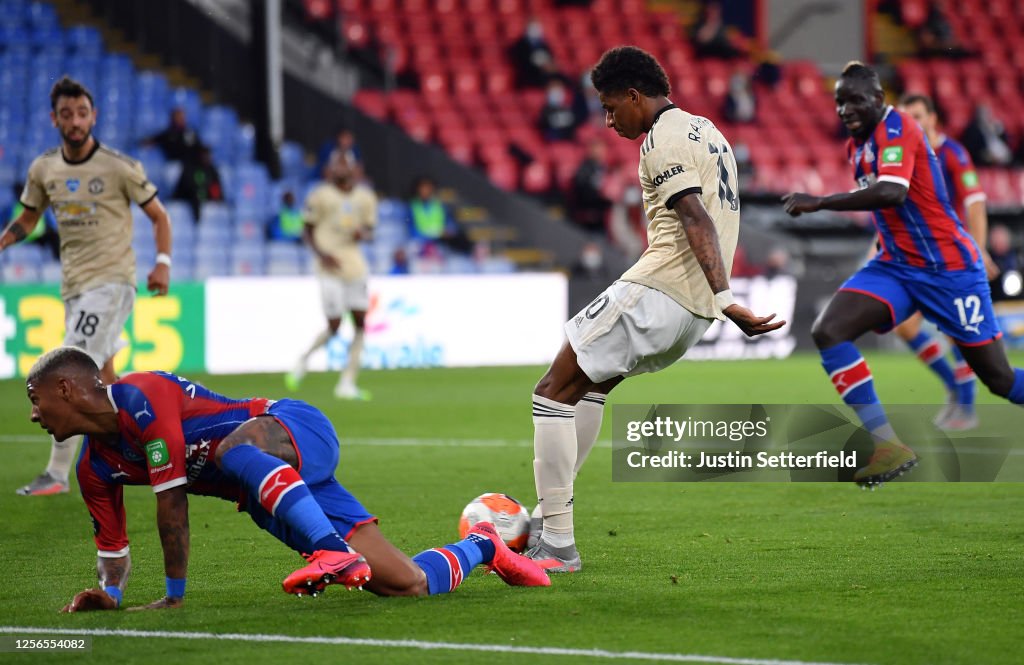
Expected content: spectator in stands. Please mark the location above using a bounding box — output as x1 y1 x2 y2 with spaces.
916 0 970 58
988 225 1020 301
723 72 756 124
571 241 610 280
732 141 755 193
390 247 410 275
509 17 557 88
989 225 1020 276
691 1 745 59
173 145 224 221
144 107 202 162
962 104 1013 167
315 127 362 180
763 246 792 279
752 52 782 88
4 182 59 260
408 176 471 254
267 190 304 243
538 78 582 142
570 139 612 235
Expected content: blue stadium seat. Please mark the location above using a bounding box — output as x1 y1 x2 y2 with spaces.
0 264 41 286
65 25 103 54
279 141 306 181
197 225 231 248
164 200 195 227
198 202 231 228
233 162 270 213
30 23 62 47
193 257 231 280
40 260 62 283
442 255 478 274
234 123 255 162
266 241 303 263
169 87 202 125
233 217 265 243
161 161 183 194
266 257 303 276
0 24 32 49
28 2 60 28
2 242 42 266
479 257 516 274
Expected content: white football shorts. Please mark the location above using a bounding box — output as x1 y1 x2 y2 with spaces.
318 275 370 318
63 282 135 368
565 280 713 383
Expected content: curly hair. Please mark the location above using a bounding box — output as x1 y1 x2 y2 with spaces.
590 46 671 98
50 76 94 111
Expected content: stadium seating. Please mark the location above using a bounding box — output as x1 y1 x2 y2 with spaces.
345 0 855 201
339 0 1024 210
0 0 499 282
892 0 1024 209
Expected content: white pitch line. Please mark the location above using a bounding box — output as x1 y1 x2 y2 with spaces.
0 626 871 665
3 434 1023 455
0 434 611 449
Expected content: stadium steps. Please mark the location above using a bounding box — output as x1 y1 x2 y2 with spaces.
872 12 917 62
49 0 210 100
648 0 701 26
467 226 520 244
501 248 556 270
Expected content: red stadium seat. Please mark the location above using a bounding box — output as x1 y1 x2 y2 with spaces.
353 90 389 120
486 159 519 191
521 160 553 194
452 68 482 95
485 68 515 95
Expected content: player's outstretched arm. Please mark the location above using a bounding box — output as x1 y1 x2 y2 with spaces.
60 554 132 612
782 181 907 217
142 197 172 296
0 207 43 252
673 193 786 337
129 485 189 611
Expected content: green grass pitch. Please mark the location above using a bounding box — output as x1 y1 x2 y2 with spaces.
1 352 1022 664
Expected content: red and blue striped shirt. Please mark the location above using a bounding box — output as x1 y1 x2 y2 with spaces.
848 106 981 272
78 372 270 555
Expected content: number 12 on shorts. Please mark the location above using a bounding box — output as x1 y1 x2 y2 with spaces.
954 295 984 333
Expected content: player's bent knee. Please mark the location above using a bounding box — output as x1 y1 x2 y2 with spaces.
976 368 1014 397
810 319 842 349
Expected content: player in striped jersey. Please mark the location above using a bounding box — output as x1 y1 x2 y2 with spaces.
783 62 1024 487
886 93 998 431
25 348 547 612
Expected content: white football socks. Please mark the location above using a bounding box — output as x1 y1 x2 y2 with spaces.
573 392 606 477
45 434 82 484
532 394 577 549
340 329 365 389
301 328 334 364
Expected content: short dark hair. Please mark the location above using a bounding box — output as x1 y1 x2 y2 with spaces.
840 61 882 90
50 76 94 111
27 347 100 385
899 92 936 114
590 46 671 98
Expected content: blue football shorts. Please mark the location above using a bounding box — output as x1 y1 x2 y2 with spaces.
244 399 377 552
840 259 1002 346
